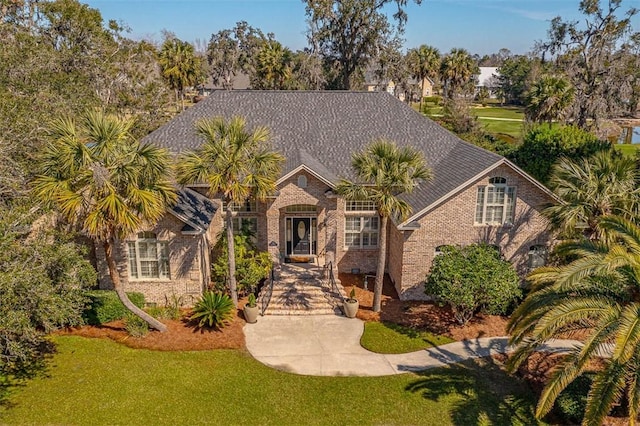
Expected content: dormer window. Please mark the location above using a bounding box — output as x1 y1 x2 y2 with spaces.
475 176 516 226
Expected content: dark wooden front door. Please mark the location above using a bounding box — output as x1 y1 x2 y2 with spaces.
292 218 311 255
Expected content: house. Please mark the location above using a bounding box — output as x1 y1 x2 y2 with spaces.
96 91 553 304
476 67 500 98
364 71 434 101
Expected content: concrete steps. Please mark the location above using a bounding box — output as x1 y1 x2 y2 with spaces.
259 264 347 316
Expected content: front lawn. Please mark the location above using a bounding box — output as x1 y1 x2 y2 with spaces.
361 321 454 353
0 336 543 425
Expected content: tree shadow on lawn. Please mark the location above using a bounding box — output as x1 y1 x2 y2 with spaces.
406 357 541 426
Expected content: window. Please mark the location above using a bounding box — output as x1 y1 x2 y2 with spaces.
222 199 256 212
528 245 548 269
475 177 516 225
232 217 258 238
434 245 451 256
127 232 169 280
297 175 307 188
346 200 376 212
345 216 378 248
284 204 317 213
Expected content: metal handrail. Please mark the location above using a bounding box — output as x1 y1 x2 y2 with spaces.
326 261 345 305
260 267 275 316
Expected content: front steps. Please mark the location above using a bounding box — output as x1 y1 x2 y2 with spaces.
259 264 347 316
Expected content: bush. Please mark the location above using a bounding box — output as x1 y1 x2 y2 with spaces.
211 234 271 296
508 125 611 184
425 244 522 324
83 290 145 325
190 292 235 329
554 373 593 424
124 314 149 337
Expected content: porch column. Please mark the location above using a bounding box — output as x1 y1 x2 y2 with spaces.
266 207 280 265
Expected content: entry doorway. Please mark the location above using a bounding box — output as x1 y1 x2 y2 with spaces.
285 217 317 256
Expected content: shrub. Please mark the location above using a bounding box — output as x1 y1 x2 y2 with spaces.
554 373 593 424
190 292 235 329
124 314 149 337
83 290 145 325
425 244 522 324
211 234 272 296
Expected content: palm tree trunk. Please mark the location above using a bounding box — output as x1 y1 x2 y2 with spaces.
372 215 388 312
226 204 238 307
103 240 167 332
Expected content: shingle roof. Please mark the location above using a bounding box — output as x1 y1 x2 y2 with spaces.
145 91 503 220
170 188 218 234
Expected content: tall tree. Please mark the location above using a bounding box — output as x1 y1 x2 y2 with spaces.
304 0 421 90
158 36 203 111
254 40 293 89
496 55 542 105
33 111 177 332
336 140 431 312
538 0 638 128
508 216 640 426
289 49 326 90
543 150 640 240
207 21 269 90
440 48 479 98
177 116 284 307
525 75 574 125
406 44 440 103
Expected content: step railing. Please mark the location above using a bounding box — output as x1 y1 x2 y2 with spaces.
324 261 345 305
260 267 276 316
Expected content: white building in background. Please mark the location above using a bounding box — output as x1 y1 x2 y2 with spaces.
476 67 500 98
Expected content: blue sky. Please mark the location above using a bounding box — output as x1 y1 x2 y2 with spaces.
84 0 640 55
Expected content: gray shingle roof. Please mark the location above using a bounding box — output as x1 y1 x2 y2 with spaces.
145 91 503 219
170 188 218 234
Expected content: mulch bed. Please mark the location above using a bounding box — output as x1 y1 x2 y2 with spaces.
56 297 250 352
339 273 510 341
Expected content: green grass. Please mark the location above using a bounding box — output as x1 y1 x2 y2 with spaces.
361 321 455 354
478 118 524 139
0 336 543 425
614 143 640 157
471 106 525 120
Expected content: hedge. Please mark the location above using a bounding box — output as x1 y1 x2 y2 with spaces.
83 290 146 325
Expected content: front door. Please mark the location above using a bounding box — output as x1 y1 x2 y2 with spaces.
286 217 316 256
292 218 311 255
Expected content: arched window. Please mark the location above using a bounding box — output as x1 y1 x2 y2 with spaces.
434 245 452 256
528 245 548 269
297 175 308 188
475 176 516 225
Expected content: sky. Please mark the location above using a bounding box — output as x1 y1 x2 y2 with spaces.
84 0 640 56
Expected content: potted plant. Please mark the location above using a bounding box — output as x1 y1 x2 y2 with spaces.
243 293 259 324
343 287 359 318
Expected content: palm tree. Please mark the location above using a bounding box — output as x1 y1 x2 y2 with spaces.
33 111 177 332
525 75 574 125
255 40 293 89
176 116 283 307
336 140 432 312
440 48 479 98
158 37 202 111
543 151 640 240
507 215 640 426
406 44 440 107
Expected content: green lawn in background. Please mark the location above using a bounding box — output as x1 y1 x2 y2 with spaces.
478 119 524 139
471 106 525 120
614 143 640 157
0 336 543 425
360 321 454 354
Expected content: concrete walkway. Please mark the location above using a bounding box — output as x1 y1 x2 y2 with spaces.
243 315 581 377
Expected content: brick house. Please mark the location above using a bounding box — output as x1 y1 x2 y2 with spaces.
97 91 554 305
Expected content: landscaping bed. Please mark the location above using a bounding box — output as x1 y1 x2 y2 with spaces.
339 272 510 341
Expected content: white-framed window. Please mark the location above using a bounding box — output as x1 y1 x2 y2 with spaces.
284 204 317 213
475 177 516 225
346 200 376 212
345 216 379 248
222 199 257 212
127 232 170 280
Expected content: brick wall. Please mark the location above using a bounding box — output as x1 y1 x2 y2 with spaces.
396 164 553 300
96 214 206 307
